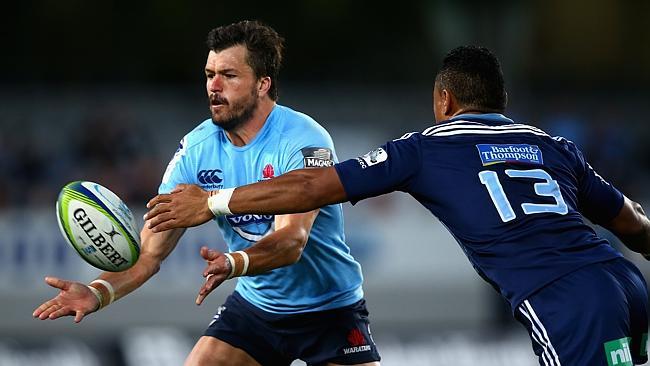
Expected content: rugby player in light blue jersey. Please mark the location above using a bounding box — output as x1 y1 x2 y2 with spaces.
33 21 380 366
147 46 650 366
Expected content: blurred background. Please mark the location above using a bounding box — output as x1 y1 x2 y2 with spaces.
1 0 649 365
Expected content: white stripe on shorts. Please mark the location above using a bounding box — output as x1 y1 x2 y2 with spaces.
519 300 562 366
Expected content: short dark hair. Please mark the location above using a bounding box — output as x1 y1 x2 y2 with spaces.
435 46 507 112
206 20 284 100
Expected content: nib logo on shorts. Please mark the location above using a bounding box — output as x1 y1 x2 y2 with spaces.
604 337 633 366
343 328 371 355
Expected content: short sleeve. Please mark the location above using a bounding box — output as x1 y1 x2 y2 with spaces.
334 133 423 204
572 143 624 224
282 125 337 173
159 136 193 194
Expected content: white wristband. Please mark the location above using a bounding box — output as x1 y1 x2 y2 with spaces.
87 285 103 309
207 188 235 216
90 279 115 305
224 253 236 279
234 251 250 276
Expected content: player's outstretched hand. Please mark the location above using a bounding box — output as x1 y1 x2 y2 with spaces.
195 246 231 306
32 277 99 323
145 184 214 232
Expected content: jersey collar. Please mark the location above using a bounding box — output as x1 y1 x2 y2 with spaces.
448 113 514 126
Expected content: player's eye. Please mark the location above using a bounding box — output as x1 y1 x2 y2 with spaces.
206 74 214 79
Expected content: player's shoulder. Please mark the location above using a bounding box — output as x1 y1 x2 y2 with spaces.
547 135 586 164
274 104 333 143
391 131 424 144
176 118 220 153
550 135 578 149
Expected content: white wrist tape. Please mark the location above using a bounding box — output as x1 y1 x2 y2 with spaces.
234 251 250 276
207 188 234 216
90 279 115 305
224 253 236 279
87 285 103 309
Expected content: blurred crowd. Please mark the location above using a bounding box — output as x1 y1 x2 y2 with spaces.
535 101 650 202
0 104 165 209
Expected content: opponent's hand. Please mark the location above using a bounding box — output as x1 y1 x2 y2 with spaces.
195 246 231 306
32 277 100 323
145 184 214 232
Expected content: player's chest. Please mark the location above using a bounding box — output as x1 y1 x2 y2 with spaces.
192 148 284 190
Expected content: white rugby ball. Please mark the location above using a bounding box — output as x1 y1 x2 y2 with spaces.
56 181 140 272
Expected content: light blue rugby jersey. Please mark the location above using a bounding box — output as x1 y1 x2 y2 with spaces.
159 104 364 314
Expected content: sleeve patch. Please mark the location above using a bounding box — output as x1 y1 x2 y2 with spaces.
356 147 388 169
301 147 334 168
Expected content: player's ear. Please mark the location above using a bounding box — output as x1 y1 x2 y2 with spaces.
433 83 448 122
258 77 272 97
441 89 453 116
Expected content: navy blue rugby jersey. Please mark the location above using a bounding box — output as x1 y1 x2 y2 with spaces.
335 113 624 311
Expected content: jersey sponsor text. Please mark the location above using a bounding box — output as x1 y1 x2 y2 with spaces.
477 144 543 166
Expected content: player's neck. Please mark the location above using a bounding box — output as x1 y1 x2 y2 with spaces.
453 109 486 116
453 107 503 117
224 99 276 147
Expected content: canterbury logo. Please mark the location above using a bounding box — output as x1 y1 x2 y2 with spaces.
197 169 223 184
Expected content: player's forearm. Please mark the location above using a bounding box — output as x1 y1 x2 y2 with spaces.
90 227 185 305
616 203 650 255
229 168 345 215
609 198 650 256
240 227 309 275
616 227 650 260
94 253 162 302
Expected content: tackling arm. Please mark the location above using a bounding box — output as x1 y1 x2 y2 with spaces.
145 167 345 232
229 167 345 214
604 196 650 258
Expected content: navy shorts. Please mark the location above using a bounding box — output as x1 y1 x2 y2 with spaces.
204 292 381 365
514 257 648 366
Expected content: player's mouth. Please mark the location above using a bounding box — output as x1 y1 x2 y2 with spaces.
210 95 229 109
211 104 226 112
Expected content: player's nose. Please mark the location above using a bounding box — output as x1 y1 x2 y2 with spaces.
208 75 223 92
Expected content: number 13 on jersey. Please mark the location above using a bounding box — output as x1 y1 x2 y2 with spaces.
478 169 568 223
